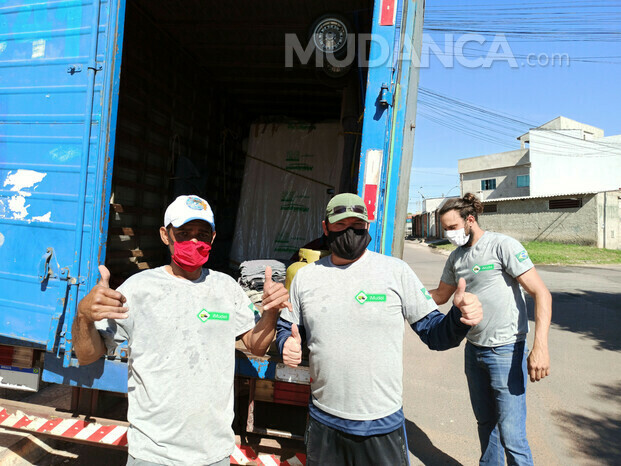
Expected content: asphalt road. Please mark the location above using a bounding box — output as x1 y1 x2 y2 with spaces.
402 241 621 466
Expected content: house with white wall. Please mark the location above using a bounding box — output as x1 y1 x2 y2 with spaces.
460 117 621 201
457 117 621 249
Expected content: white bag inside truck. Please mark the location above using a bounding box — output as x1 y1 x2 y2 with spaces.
231 121 344 263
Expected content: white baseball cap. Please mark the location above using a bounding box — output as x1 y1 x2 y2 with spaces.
164 195 215 229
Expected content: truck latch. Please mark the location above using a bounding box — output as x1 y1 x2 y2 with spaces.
39 248 62 282
379 83 393 107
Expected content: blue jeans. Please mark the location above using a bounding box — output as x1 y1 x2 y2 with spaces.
465 341 533 466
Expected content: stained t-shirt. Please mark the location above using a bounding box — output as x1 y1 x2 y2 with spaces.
440 231 534 347
279 251 437 421
95 266 255 465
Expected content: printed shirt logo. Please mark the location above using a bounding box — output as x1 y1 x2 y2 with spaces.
516 250 529 262
197 309 230 322
248 303 260 316
472 264 494 274
355 291 387 305
186 196 207 211
421 287 432 300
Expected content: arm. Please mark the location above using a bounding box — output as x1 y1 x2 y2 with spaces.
73 314 107 366
73 265 129 366
412 307 469 350
241 309 281 357
276 317 306 367
275 317 293 354
241 266 290 357
276 318 307 354
413 278 483 350
429 281 457 305
517 267 552 382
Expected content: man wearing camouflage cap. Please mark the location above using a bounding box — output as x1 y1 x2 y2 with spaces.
276 193 484 465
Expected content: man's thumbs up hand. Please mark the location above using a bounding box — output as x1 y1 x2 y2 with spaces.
261 266 290 312
453 278 483 326
291 323 302 344
77 265 128 323
283 323 302 368
98 265 111 288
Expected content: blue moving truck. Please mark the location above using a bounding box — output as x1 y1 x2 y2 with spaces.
0 0 424 449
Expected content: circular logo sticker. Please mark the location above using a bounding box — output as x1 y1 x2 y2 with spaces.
186 196 207 211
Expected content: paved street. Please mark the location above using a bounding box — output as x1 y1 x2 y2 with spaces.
402 241 621 466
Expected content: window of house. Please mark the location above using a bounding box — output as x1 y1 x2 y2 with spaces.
549 198 582 209
517 175 530 188
480 179 496 190
483 204 497 213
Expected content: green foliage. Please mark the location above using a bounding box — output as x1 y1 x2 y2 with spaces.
431 241 621 265
523 241 621 265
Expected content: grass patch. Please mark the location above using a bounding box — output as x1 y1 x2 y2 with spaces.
430 240 621 265
522 241 621 265
434 243 456 253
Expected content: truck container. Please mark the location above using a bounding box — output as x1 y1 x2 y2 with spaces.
0 0 424 458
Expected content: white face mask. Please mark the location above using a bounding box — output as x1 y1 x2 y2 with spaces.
445 228 470 247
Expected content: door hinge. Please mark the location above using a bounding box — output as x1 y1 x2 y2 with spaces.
379 83 393 107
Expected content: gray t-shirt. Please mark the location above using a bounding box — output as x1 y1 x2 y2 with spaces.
440 231 533 347
280 251 437 421
95 266 255 465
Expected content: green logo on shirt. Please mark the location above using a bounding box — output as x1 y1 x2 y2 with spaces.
248 303 260 316
472 264 494 274
197 309 230 322
355 291 387 305
421 288 432 300
516 250 529 262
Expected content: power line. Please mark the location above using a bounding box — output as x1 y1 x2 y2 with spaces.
423 1 621 43
417 88 621 157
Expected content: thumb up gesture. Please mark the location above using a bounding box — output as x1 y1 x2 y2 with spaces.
453 278 483 326
77 265 129 322
283 323 303 368
261 266 291 312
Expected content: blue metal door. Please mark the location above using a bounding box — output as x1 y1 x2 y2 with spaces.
0 0 126 365
358 0 424 258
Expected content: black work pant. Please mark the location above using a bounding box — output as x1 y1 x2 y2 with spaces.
305 416 409 466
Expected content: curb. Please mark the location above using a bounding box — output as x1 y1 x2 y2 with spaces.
0 428 60 465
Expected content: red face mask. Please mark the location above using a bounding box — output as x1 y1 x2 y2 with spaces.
172 240 211 272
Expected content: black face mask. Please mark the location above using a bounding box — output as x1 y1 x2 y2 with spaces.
326 227 371 261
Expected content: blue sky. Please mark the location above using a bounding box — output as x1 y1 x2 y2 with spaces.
407 0 621 213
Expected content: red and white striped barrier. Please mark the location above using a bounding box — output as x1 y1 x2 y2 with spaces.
0 405 306 464
231 445 306 465
0 408 128 446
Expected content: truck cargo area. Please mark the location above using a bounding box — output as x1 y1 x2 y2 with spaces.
106 0 373 283
0 0 425 451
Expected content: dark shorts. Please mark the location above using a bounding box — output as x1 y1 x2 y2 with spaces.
305 416 409 466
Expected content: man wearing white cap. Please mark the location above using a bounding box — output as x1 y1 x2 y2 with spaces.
73 195 289 466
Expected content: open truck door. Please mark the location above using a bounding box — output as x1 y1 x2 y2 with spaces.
0 0 425 458
359 0 423 258
0 0 126 391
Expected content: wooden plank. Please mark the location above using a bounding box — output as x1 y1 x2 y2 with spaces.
105 249 144 259
254 380 274 403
